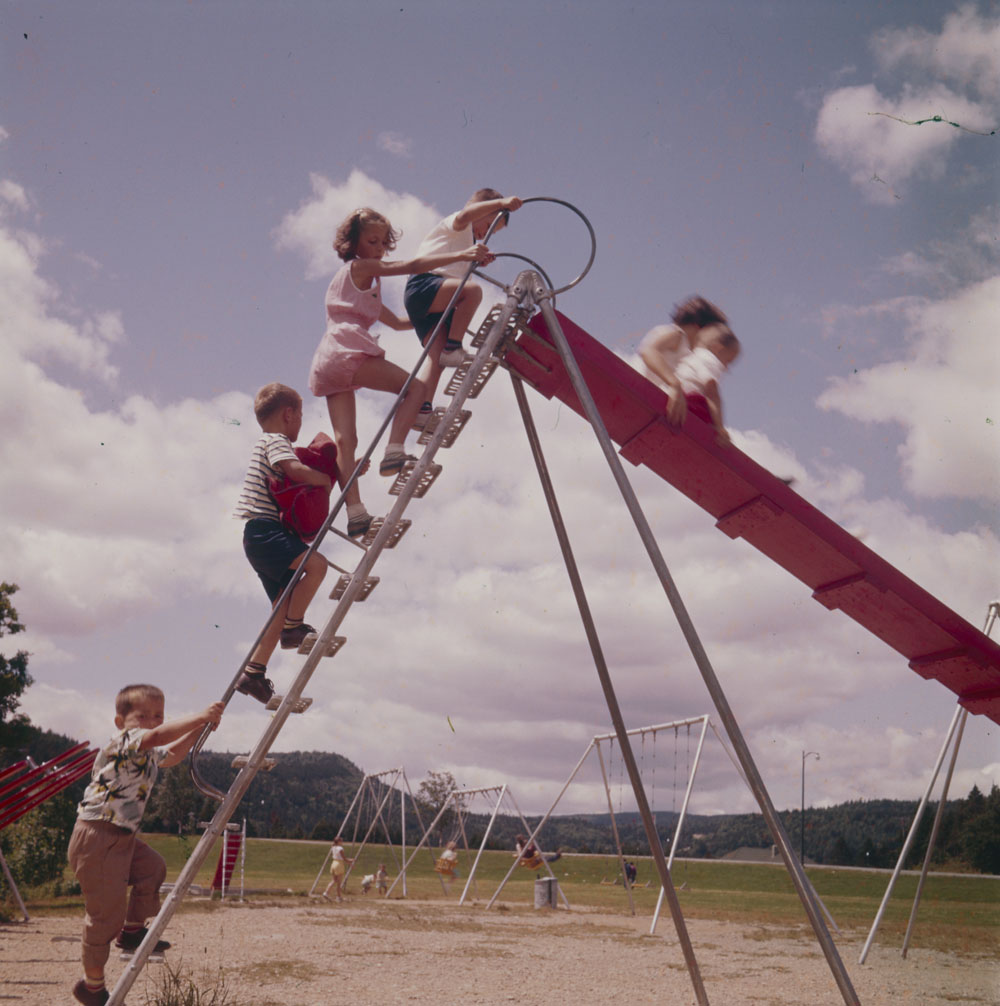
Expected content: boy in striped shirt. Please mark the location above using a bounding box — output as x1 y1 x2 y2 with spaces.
232 383 329 703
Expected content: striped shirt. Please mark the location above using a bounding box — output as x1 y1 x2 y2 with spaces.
233 433 298 521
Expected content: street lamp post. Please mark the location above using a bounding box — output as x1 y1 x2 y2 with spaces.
801 750 820 864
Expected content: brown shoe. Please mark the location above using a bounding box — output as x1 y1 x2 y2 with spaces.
235 670 275 704
72 980 109 1006
279 622 316 650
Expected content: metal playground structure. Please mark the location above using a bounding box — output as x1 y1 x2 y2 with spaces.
104 197 1000 1006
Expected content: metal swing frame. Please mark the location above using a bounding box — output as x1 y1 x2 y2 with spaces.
307 766 424 898
859 599 999 963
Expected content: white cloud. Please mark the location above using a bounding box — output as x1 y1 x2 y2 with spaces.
873 4 1000 101
818 274 1000 502
815 83 992 202
377 131 414 159
273 169 439 281
815 6 999 201
6 168 999 819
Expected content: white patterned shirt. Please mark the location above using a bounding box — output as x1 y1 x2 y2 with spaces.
77 728 168 833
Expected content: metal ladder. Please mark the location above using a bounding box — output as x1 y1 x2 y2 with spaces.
105 279 538 1005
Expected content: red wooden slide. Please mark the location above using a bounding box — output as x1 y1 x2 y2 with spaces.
503 309 1000 725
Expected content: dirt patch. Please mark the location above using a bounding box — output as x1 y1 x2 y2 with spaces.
1 897 996 1005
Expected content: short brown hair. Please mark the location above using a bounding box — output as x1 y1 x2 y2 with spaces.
116 684 164 717
672 296 729 328
469 188 503 203
333 208 400 261
254 383 301 424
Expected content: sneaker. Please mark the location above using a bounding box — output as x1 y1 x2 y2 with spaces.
279 622 317 650
115 927 171 954
438 347 466 367
235 670 275 705
347 510 373 538
379 452 417 477
412 408 434 431
72 980 109 1006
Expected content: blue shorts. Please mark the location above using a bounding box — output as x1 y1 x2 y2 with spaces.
404 273 456 345
243 518 308 603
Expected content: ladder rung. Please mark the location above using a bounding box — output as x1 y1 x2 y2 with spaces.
417 408 471 448
264 695 313 713
361 517 411 549
331 573 380 601
470 304 532 350
231 754 277 771
388 461 442 499
444 357 498 399
297 634 347 657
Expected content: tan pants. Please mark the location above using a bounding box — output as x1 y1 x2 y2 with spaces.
67 819 166 974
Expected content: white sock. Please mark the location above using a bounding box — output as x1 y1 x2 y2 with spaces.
386 442 405 456
347 502 367 518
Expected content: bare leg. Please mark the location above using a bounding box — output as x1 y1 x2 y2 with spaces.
350 355 425 445
249 549 327 667
326 391 363 508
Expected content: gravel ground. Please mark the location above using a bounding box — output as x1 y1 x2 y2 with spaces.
2 897 997 1005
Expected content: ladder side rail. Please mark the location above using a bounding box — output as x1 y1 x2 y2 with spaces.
535 290 858 1006
186 246 495 794
510 369 703 997
858 702 964 964
902 706 968 958
651 715 710 934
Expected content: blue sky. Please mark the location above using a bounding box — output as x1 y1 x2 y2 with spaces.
2 1 998 819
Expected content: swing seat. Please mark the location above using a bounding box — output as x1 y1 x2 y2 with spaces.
519 853 544 870
434 858 456 877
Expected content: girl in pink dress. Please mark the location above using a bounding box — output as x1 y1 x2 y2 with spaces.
309 208 493 537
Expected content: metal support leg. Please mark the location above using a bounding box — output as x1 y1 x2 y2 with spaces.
532 287 859 1006
859 703 965 963
510 373 709 1005
902 707 967 957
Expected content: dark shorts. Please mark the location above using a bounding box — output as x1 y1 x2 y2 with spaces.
243 518 308 603
404 273 455 344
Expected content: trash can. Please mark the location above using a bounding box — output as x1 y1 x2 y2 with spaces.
534 876 558 909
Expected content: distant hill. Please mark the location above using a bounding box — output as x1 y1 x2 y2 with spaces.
4 735 997 872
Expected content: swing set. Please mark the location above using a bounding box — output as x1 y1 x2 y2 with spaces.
307 767 424 898
388 784 569 907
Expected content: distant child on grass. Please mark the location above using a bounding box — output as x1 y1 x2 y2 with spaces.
404 189 521 425
309 207 496 538
233 383 331 704
67 684 223 1006
638 295 730 426
375 862 388 895
322 839 354 902
673 324 741 445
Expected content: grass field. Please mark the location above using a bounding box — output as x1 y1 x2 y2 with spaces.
19 834 998 957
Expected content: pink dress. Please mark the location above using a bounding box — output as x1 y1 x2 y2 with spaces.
308 262 386 396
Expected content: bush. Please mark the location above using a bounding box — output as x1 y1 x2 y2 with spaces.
0 792 76 888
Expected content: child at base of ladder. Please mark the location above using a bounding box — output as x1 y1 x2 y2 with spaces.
67 684 223 1006
403 189 522 428
308 208 495 539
